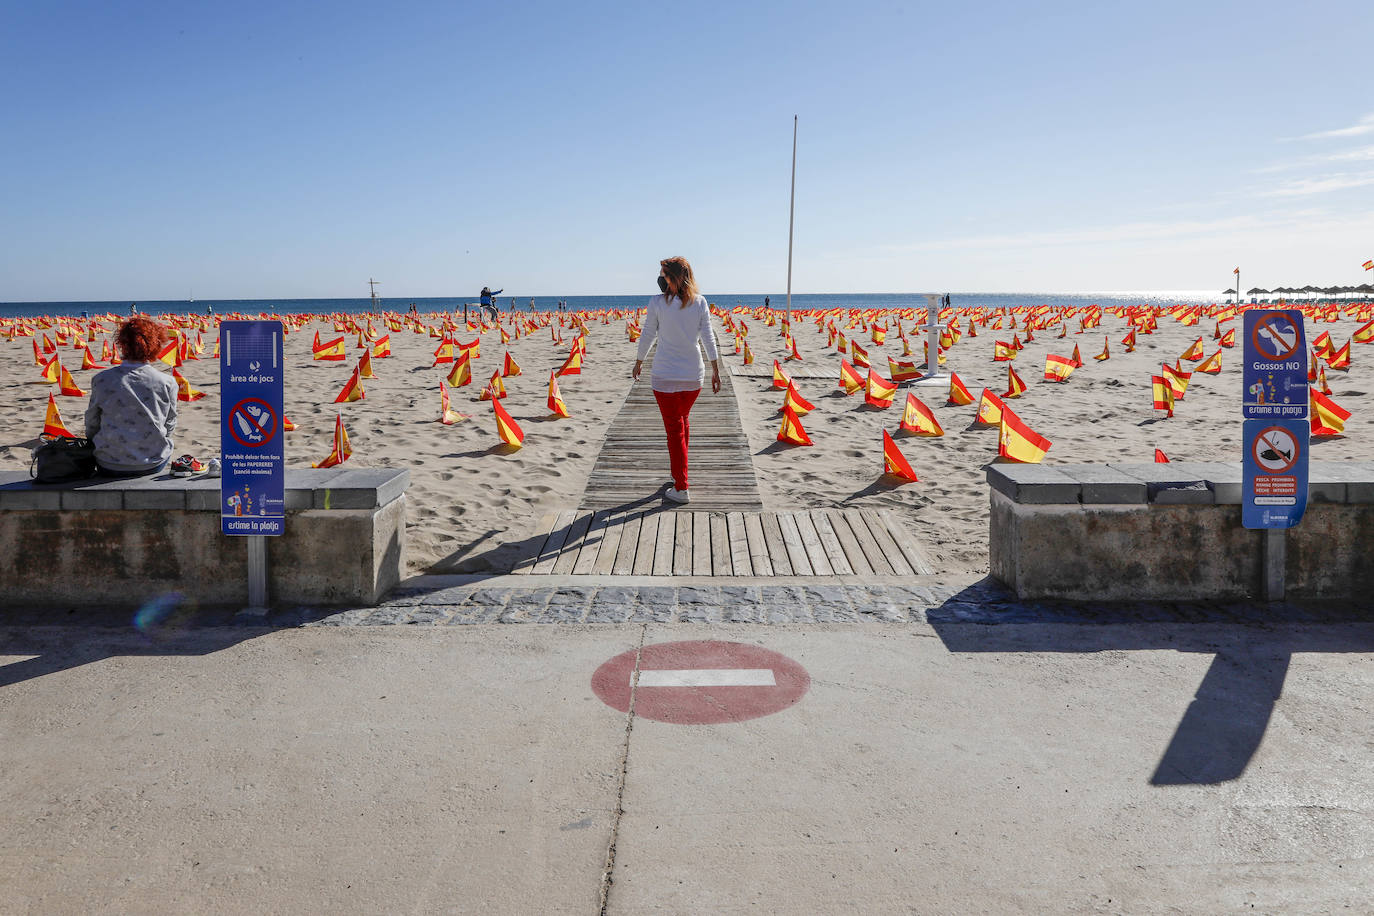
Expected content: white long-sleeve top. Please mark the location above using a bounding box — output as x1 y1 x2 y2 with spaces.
635 293 720 392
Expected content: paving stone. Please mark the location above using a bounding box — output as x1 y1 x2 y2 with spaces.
403 606 454 625
1059 463 1148 504
985 464 1081 504
629 603 676 623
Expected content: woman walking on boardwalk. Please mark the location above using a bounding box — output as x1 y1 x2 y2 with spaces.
632 256 721 504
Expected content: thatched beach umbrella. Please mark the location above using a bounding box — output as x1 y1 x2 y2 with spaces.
1223 287 1237 295
1246 287 1266 295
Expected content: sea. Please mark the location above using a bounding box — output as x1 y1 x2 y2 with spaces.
0 291 1234 320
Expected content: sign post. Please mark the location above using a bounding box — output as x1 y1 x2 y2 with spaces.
219 320 286 614
1240 309 1308 601
911 293 950 388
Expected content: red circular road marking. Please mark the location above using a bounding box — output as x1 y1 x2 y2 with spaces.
592 640 809 725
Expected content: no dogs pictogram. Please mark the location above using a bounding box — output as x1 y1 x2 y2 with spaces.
592 640 809 724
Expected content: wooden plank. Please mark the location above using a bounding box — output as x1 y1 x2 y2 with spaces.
726 512 751 577
838 509 897 576
633 513 660 576
531 510 579 575
552 511 597 575
808 510 853 576
709 513 732 576
672 512 694 576
652 512 676 576
878 509 934 576
590 511 625 576
759 513 793 576
742 513 773 576
512 511 558 575
691 512 713 575
775 512 813 575
824 509 876 577
791 511 834 576
611 512 643 576
855 510 915 576
571 510 611 576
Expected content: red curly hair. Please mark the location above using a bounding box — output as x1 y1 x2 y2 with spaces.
116 317 167 362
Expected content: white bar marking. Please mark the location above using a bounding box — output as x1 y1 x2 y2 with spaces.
636 668 776 688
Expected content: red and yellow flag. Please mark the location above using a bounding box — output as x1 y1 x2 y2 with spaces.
547 371 570 418
1218 327 1236 348
776 403 813 445
42 392 75 438
57 363 85 397
1180 336 1205 361
494 397 525 447
358 349 375 379
1194 349 1223 374
79 345 105 370
1325 338 1351 370
888 357 923 382
997 406 1052 463
172 368 206 402
1154 448 1170 463
312 413 353 468
1043 354 1076 383
502 351 522 377
947 372 975 406
742 341 755 365
479 369 507 401
333 365 365 403
849 341 870 368
975 388 1007 426
447 352 473 387
993 340 1016 361
439 381 469 425
371 334 391 357
157 338 182 367
1093 335 1110 362
557 348 583 376
864 368 897 409
312 334 347 361
898 392 943 437
1121 327 1137 352
781 382 815 416
1003 364 1028 397
1353 318 1374 343
1310 387 1350 436
882 429 919 482
772 360 792 389
838 358 864 394
1151 375 1175 418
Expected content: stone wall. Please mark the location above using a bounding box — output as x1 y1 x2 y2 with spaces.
0 468 408 608
988 461 1374 601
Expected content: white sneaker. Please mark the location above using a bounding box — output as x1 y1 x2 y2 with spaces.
203 458 222 478
666 486 690 503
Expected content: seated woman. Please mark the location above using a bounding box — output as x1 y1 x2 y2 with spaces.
85 317 179 477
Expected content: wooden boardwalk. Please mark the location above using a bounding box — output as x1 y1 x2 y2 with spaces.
513 508 933 578
581 359 763 512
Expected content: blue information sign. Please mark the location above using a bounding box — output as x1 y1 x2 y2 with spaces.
1242 419 1308 529
1242 309 1308 419
219 320 285 536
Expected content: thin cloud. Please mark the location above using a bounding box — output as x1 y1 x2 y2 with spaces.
1252 144 1374 174
1297 112 1374 141
1261 172 1374 197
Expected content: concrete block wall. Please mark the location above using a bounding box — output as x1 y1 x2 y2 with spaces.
988 461 1374 601
0 468 408 609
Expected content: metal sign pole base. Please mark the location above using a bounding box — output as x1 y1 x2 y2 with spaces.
238 535 270 618
1263 528 1285 604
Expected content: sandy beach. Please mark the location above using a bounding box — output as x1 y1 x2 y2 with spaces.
2 303 1369 578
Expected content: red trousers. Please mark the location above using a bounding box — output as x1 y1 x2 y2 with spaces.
653 388 701 491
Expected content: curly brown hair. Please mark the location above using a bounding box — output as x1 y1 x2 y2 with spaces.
116 317 168 362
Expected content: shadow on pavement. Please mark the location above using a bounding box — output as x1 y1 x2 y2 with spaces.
0 602 268 691
926 578 1374 787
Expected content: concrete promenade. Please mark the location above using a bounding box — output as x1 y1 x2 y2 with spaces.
3 583 1373 914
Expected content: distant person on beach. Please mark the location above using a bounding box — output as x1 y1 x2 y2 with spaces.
631 256 720 504
85 317 178 478
479 286 502 321
765 296 770 309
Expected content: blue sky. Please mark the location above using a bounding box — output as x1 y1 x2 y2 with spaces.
4 0 1373 300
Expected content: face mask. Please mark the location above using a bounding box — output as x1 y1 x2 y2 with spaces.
657 276 668 293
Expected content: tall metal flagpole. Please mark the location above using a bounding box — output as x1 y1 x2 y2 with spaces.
786 116 797 324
